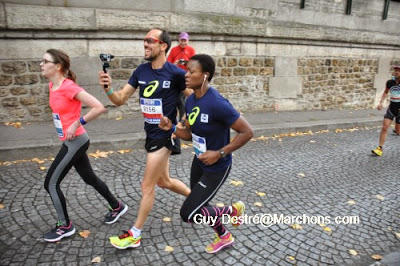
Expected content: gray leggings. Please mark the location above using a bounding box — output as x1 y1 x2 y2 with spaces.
44 133 118 225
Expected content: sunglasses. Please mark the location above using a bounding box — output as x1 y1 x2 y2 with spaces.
40 59 55 64
143 37 164 44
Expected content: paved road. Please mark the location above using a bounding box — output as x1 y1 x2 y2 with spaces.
0 127 399 265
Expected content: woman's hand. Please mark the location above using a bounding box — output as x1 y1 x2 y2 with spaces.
198 150 220 165
66 120 79 140
159 116 172 131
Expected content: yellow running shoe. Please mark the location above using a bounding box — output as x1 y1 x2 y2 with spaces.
205 233 234 254
371 147 383 156
109 231 141 249
231 201 245 228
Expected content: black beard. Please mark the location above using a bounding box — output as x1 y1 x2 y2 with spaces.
144 54 156 61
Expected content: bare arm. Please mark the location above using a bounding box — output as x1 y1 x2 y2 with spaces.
197 116 254 165
65 91 106 140
378 90 389 110
159 116 192 141
99 71 136 106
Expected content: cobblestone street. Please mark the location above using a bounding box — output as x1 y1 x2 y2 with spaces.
1 127 399 265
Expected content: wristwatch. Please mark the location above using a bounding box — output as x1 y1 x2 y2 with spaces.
219 149 227 158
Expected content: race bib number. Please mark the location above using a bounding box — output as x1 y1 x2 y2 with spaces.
52 113 64 138
192 133 207 156
140 98 163 124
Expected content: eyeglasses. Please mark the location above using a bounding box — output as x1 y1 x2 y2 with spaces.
40 59 55 64
143 37 164 44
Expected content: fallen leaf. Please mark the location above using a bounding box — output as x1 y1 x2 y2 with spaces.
257 135 268 141
230 180 244 186
216 202 224 207
254 202 263 207
287 256 295 261
91 256 101 263
181 143 189 148
278 138 282 142
347 200 356 205
323 227 332 232
376 195 384 201
298 172 306 177
291 224 303 230
164 245 174 252
309 140 316 143
387 227 392 231
162 217 171 222
89 150 112 159
348 249 358 256
0 204 4 209
115 116 123 121
79 230 90 239
117 149 132 154
250 138 257 142
39 166 46 170
371 254 382 261
256 191 266 197
395 232 400 238
335 129 343 133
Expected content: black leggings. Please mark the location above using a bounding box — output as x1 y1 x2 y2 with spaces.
180 157 232 236
44 133 118 225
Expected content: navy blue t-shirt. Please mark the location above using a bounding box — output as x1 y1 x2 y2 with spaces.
128 62 186 138
185 87 240 172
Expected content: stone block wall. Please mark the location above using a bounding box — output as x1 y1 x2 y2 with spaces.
299 58 378 109
0 60 49 121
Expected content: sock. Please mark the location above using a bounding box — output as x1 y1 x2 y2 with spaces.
220 231 230 239
129 226 141 239
379 146 383 150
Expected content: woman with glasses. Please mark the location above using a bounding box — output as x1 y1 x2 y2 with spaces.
159 54 254 253
41 49 128 242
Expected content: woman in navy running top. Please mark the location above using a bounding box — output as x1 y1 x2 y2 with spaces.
159 54 253 253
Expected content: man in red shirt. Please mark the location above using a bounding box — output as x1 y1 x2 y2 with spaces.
167 32 196 71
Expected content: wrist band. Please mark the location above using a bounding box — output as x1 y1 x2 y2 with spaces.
172 124 177 133
79 117 87 125
106 88 114 96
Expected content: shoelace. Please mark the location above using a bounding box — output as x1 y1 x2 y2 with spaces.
118 231 131 239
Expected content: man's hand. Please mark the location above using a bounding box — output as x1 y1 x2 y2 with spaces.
377 103 383 111
99 71 112 88
159 116 172 131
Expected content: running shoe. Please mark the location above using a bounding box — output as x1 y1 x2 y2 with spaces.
44 221 76 242
393 130 400 136
104 202 128 224
231 201 245 228
371 147 383 156
205 233 234 254
109 230 141 249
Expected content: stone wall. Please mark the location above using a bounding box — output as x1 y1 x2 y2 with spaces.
1 0 400 121
0 60 49 121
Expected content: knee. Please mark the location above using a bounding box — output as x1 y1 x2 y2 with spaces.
157 179 171 189
141 182 156 196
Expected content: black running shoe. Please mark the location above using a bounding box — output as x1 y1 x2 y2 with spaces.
393 130 400 136
44 221 76 242
104 202 128 224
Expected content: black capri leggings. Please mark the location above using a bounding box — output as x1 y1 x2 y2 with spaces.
180 157 231 222
44 133 118 225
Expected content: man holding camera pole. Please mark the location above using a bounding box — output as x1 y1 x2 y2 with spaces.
99 28 191 249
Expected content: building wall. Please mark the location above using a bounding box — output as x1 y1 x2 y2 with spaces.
0 0 399 121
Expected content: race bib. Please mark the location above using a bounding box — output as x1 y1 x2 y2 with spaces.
192 133 207 156
52 113 64 138
140 98 163 124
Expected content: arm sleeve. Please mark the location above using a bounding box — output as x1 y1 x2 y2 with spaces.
214 97 240 127
175 68 187 92
385 80 394 94
128 66 141 88
66 83 84 100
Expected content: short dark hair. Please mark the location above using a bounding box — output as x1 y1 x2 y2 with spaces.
155 28 172 54
190 54 215 82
